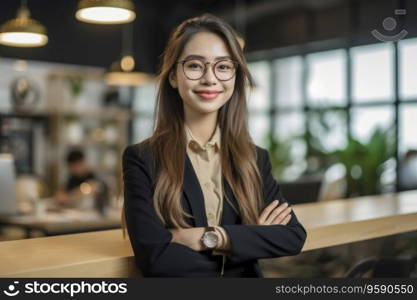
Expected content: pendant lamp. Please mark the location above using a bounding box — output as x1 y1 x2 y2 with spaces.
0 0 48 47
104 56 152 86
104 24 152 86
76 0 136 24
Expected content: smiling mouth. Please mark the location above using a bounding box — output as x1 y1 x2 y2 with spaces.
194 91 222 100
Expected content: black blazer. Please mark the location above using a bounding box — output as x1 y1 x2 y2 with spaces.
123 141 307 277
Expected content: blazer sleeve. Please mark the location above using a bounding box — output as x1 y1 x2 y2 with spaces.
123 144 221 277
222 147 307 264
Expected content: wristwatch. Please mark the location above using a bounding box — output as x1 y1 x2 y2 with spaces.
200 227 219 250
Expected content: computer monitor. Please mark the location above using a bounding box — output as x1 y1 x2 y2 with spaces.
0 153 18 216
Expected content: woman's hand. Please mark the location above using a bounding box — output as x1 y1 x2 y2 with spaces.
169 227 205 251
257 200 292 225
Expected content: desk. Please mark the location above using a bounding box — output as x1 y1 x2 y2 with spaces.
0 209 121 237
1 190 416 277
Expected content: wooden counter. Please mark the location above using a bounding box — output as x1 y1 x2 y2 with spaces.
1 190 417 277
295 190 417 250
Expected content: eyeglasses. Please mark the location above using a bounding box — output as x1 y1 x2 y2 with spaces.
177 58 238 81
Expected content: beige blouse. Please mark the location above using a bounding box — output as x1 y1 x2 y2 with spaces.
185 125 231 254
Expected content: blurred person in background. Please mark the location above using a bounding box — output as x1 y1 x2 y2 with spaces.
54 149 109 213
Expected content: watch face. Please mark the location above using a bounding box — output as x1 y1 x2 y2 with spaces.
203 231 218 249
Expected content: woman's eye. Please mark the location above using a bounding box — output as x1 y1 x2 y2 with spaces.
187 63 203 70
217 64 232 71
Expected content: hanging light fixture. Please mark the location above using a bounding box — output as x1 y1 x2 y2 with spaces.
104 23 153 86
76 0 136 24
104 56 152 86
0 0 48 47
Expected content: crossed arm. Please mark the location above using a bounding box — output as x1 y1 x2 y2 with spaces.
123 144 307 276
169 199 294 252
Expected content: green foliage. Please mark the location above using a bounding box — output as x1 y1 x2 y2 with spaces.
264 132 293 180
331 126 395 196
303 107 347 175
66 75 84 98
300 105 394 196
264 104 395 196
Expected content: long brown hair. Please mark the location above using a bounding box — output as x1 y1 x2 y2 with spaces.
123 14 263 232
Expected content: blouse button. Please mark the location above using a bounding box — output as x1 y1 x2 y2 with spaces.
204 182 211 188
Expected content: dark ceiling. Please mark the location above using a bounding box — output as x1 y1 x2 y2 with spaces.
0 0 415 73
0 0 244 73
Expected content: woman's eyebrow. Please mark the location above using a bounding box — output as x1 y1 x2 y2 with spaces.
183 54 232 61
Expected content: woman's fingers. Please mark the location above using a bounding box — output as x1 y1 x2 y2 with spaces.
258 200 293 225
279 214 292 226
264 202 289 225
258 200 279 224
272 206 292 225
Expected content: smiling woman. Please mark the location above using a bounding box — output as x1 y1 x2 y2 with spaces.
122 14 307 277
169 31 237 120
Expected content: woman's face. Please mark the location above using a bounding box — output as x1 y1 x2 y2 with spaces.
170 32 236 118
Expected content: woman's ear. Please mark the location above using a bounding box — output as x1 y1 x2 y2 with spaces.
169 70 178 89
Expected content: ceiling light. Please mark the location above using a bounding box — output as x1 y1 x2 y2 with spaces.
0 2 48 47
76 0 136 24
120 55 135 72
104 24 152 86
104 56 153 86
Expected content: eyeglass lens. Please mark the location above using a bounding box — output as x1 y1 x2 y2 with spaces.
183 59 236 81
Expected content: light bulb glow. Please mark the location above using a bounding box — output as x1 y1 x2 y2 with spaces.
76 7 135 24
121 55 135 72
80 182 92 195
0 32 48 47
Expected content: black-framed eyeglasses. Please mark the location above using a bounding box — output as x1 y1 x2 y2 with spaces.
177 58 238 81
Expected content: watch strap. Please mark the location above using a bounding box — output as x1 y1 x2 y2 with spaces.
205 226 215 233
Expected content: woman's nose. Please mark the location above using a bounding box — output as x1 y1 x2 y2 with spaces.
200 66 217 85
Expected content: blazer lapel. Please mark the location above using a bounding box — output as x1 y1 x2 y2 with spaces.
183 154 208 227
220 178 241 225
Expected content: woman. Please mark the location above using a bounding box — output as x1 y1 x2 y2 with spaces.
122 14 307 277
